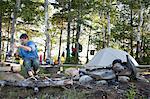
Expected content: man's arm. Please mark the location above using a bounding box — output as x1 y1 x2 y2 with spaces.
14 44 32 51
18 45 32 51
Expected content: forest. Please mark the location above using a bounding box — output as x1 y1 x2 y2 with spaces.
0 0 150 99
0 0 150 64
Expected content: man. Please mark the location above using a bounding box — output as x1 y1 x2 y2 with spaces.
14 34 39 77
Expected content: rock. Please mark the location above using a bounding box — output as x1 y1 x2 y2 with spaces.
113 63 124 72
0 63 21 72
73 75 80 81
96 80 108 85
107 79 119 86
89 69 116 80
137 76 149 83
11 65 21 72
79 68 87 76
62 79 73 85
0 72 24 81
79 75 93 84
65 68 79 77
117 68 132 76
0 66 11 72
0 81 5 86
118 76 130 83
117 89 125 94
126 55 137 79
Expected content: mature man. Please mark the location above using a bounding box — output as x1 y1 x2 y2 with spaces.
14 34 39 77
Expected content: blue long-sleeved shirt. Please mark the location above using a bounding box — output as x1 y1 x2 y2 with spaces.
18 41 38 59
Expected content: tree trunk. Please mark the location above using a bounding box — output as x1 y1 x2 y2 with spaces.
130 5 137 57
43 40 46 61
130 32 133 56
86 30 91 63
44 0 51 59
75 9 81 64
10 0 20 56
101 0 106 48
0 15 2 61
66 0 71 63
136 4 144 60
102 25 106 48
98 11 102 50
107 0 111 47
72 20 75 46
58 28 63 65
130 9 134 56
6 19 11 53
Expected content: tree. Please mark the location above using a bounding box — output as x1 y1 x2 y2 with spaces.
106 0 111 47
0 13 2 61
10 0 20 56
136 1 144 60
66 0 72 63
44 0 51 60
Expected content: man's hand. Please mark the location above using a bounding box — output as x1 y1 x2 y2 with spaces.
14 43 21 48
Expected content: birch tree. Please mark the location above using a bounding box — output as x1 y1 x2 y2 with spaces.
136 2 144 59
44 0 51 60
102 0 106 48
10 0 20 56
58 1 64 65
0 13 2 61
107 0 111 47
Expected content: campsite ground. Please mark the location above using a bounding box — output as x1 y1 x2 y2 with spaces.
0 78 149 99
0 67 149 99
0 65 150 99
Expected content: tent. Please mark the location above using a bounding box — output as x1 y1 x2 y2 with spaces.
85 48 139 69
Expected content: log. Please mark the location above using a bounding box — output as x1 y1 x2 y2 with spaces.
0 62 21 72
10 63 21 72
0 62 11 66
0 66 11 71
0 79 73 88
136 65 150 69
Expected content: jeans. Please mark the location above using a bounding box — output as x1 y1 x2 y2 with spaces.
23 58 39 74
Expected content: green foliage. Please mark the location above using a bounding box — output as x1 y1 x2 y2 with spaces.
19 0 44 23
141 57 150 65
125 84 137 99
1 86 86 99
65 56 77 64
140 35 150 64
0 0 14 23
20 64 49 76
62 89 86 99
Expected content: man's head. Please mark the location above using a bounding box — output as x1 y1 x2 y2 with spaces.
19 34 29 44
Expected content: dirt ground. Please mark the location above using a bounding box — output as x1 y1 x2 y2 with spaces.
0 66 149 99
0 76 149 99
